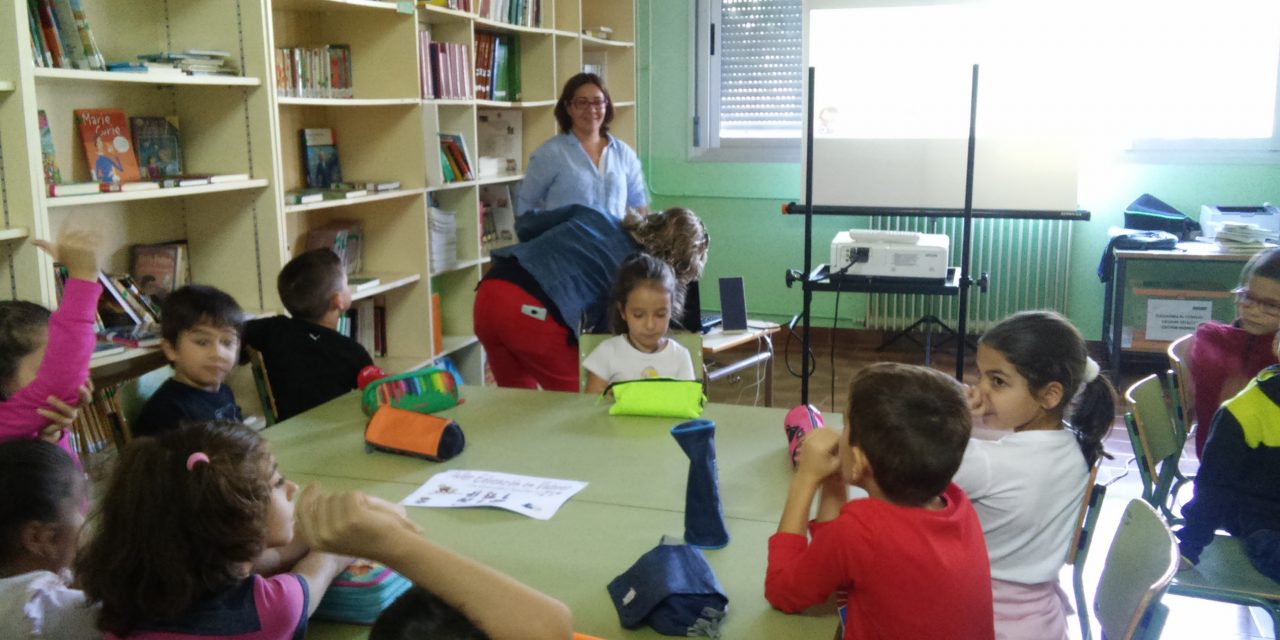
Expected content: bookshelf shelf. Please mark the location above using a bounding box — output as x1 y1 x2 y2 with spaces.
416 2 475 21
430 258 486 277
440 334 479 356
581 36 634 48
283 188 425 214
474 99 557 108
0 227 30 242
274 0 403 12
0 81 14 92
45 180 269 208
427 99 475 107
473 16 556 36
374 354 436 375
276 97 421 107
350 272 422 302
427 180 482 192
88 347 168 387
32 68 261 87
475 174 523 185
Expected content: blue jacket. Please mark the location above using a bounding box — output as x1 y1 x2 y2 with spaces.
490 204 639 336
515 133 647 218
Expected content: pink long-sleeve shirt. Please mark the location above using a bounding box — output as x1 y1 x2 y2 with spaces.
0 277 100 464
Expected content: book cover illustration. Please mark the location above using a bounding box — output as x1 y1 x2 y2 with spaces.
74 108 141 184
37 109 62 186
130 116 183 179
130 243 182 301
301 127 342 188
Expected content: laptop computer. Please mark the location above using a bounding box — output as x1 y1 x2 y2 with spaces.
676 280 721 334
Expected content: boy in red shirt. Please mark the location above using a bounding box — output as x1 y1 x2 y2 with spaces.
766 363 994 640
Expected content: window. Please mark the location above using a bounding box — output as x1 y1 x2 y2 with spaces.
692 0 804 161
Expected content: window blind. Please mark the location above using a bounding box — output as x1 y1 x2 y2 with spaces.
718 0 803 138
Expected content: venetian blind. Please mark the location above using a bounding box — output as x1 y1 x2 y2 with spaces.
718 0 804 139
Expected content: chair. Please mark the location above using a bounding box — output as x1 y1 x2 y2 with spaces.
1124 375 1192 525
1069 462 1107 640
247 347 279 426
1166 333 1197 444
1092 500 1180 640
1124 375 1280 632
577 332 705 393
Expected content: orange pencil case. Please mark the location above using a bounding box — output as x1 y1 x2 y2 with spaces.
364 406 465 462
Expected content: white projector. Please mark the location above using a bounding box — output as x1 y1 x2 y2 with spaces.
829 230 950 281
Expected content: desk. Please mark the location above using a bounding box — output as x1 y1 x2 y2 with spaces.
1102 243 1250 378
700 322 780 407
266 387 840 639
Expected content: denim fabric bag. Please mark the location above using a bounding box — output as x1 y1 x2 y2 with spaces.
606 540 728 638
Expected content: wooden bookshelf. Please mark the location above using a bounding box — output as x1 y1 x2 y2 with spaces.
350 272 421 302
32 68 261 87
44 180 269 208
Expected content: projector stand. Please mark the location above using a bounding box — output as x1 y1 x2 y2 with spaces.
876 312 958 366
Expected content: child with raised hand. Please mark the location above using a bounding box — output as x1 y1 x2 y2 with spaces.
953 310 1118 640
0 440 96 638
295 485 575 640
0 226 101 463
76 420 352 639
582 253 695 394
133 285 245 437
766 363 994 640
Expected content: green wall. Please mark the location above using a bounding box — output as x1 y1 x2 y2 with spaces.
635 1 1280 339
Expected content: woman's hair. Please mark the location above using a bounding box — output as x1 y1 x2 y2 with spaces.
624 207 708 289
1241 247 1280 285
370 586 490 640
0 301 50 399
979 310 1116 466
554 72 614 135
0 440 78 569
608 253 680 334
77 421 273 636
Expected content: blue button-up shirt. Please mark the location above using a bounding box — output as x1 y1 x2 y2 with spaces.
516 133 648 219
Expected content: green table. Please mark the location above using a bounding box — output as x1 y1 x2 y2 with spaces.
265 387 840 639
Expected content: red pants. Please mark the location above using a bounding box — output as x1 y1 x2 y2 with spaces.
474 279 580 392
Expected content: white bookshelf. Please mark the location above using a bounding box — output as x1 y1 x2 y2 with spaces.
0 227 30 242
282 188 426 214
350 272 421 302
32 68 262 87
45 180 270 208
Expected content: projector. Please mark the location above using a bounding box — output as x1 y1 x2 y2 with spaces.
829 230 950 281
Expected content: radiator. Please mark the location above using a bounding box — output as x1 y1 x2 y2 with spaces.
863 216 1074 334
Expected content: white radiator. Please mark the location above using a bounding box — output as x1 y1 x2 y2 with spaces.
864 216 1074 334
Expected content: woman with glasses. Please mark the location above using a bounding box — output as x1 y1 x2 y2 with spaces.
1188 247 1280 457
515 73 648 219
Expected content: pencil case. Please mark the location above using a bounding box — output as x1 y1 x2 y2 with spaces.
361 367 461 416
365 406 466 462
313 560 414 625
604 379 705 419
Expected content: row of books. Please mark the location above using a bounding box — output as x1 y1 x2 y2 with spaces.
438 133 475 183
274 45 353 99
473 31 522 102
27 0 105 70
108 51 239 78
429 206 458 273
49 173 251 197
475 0 541 28
41 108 185 188
337 298 388 358
418 29 473 100
67 386 129 479
284 181 402 205
480 184 517 250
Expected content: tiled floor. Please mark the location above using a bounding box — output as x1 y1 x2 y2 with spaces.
704 327 1275 639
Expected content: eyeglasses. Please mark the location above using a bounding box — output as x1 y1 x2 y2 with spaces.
1233 287 1280 317
570 98 609 110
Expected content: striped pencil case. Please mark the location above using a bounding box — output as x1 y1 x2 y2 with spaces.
361 367 461 416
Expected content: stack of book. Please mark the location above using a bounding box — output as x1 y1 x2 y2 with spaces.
274 45 353 98
1212 222 1278 254
438 133 473 182
27 0 106 70
429 206 458 273
133 50 238 76
418 28 473 100
65 385 129 481
472 32 522 102
475 0 541 27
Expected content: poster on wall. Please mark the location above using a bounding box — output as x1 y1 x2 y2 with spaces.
1146 299 1212 342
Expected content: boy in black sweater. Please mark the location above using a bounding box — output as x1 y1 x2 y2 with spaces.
243 249 373 421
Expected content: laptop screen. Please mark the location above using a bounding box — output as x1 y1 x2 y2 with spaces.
675 280 721 334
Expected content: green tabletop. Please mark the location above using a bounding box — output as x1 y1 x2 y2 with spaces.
292 472 837 639
267 386 836 524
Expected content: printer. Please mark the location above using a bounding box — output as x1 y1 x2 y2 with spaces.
829 230 950 281
1200 203 1279 242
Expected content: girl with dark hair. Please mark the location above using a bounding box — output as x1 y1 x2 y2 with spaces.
515 73 648 219
1187 247 1280 457
76 421 352 638
952 310 1118 640
475 206 707 392
582 253 695 394
0 440 94 638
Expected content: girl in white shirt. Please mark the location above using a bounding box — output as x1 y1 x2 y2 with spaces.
0 440 97 639
953 310 1117 640
583 253 695 394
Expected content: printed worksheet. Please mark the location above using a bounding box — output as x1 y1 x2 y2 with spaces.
401 469 588 520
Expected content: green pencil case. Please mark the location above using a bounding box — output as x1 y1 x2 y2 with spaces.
361 367 461 416
604 379 706 419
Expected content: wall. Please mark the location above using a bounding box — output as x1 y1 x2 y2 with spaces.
636 0 1280 339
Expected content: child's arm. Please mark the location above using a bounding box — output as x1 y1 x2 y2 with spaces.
583 372 608 395
253 536 310 576
296 485 574 640
1178 407 1249 564
290 550 354 616
814 474 848 523
778 427 841 536
581 341 612 395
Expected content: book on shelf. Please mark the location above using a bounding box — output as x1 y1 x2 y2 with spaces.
438 133 474 181
285 189 325 205
32 0 65 68
474 32 521 102
48 181 99 197
137 50 239 76
476 109 522 177
97 325 162 348
37 110 62 186
583 50 607 83
337 298 386 357
479 184 517 248
98 181 160 193
429 207 458 273
332 180 401 193
274 45 352 98
155 174 250 188
130 116 183 179
74 108 141 184
431 293 443 354
322 189 368 200
422 41 472 100
95 271 145 328
349 275 382 293
130 241 189 301
476 0 541 28
306 221 363 275
91 340 126 359
301 128 342 189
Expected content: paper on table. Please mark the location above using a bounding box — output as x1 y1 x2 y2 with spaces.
401 469 587 521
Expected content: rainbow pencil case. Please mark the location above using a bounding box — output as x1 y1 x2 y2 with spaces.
361 367 461 416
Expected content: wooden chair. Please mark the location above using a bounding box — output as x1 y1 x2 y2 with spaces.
1069 462 1107 640
1166 333 1197 443
1124 375 1280 632
577 332 705 393
1092 500 1180 640
246 347 279 427
1124 374 1192 525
